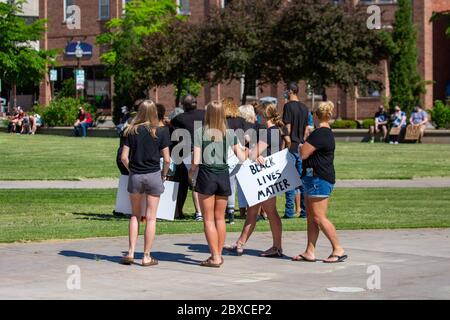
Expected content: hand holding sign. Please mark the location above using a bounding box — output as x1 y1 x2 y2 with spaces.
236 149 301 207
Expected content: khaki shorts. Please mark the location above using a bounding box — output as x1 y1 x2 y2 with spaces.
128 171 164 196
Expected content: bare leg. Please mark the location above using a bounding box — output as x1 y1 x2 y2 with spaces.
193 191 202 215
309 197 345 262
262 197 282 249
214 196 228 259
293 196 318 261
128 193 142 258
199 194 221 264
295 193 301 215
143 195 160 264
237 203 261 245
382 126 388 141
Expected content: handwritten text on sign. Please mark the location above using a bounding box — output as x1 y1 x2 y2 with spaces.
236 149 301 207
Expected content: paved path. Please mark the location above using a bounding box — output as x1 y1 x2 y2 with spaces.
1 229 449 300
1 178 450 189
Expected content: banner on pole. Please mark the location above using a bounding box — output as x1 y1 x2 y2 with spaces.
236 149 301 207
114 175 179 221
75 69 85 90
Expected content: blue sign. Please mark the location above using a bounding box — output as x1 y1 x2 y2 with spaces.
65 42 93 57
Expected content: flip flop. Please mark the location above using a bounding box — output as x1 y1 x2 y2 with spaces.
323 255 348 264
120 256 134 265
260 247 283 258
292 254 317 262
200 257 222 268
142 257 159 267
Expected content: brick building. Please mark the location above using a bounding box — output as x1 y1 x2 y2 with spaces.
38 0 450 120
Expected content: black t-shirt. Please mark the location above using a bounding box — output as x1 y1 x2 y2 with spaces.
282 101 309 153
171 109 206 142
227 116 246 145
374 111 389 123
260 126 288 156
124 126 171 174
302 127 336 184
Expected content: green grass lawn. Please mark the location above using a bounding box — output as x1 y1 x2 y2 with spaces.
1 188 449 243
1 132 450 180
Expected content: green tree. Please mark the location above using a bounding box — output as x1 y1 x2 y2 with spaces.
388 0 425 113
0 0 56 108
200 0 283 104
130 20 207 107
272 0 388 100
97 0 179 123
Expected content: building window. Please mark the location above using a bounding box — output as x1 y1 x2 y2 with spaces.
177 0 190 15
241 76 258 100
99 0 110 20
307 84 324 100
122 0 132 13
357 83 381 98
221 0 232 8
63 0 74 21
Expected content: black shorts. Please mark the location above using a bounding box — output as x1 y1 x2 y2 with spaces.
195 167 231 197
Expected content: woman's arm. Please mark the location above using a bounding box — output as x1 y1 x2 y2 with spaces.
161 147 170 180
120 145 130 172
300 142 316 161
189 146 202 183
234 143 247 163
249 141 268 165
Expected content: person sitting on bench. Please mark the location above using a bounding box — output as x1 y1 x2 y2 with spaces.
409 105 428 143
369 105 389 143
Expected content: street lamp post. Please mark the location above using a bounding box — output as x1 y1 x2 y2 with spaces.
75 42 84 99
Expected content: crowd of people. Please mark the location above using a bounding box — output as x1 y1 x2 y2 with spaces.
369 104 429 144
6 106 42 135
116 82 346 268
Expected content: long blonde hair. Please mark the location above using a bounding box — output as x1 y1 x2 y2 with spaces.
124 100 159 138
223 97 240 118
261 103 284 129
204 100 228 140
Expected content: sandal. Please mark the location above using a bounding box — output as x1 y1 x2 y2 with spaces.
200 257 222 268
224 242 245 256
260 247 283 258
323 254 348 264
121 255 134 265
142 255 159 267
292 254 316 262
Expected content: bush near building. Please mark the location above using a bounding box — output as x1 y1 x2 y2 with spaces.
33 98 95 127
431 100 450 129
331 119 359 129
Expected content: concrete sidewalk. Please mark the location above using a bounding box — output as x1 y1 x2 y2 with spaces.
1 178 450 189
1 229 449 300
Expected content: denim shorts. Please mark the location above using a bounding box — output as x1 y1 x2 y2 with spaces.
302 176 335 198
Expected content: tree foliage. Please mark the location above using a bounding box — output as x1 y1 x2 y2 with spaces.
0 0 56 106
388 0 425 113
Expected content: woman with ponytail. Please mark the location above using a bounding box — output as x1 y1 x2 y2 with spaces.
225 103 290 257
293 101 347 264
120 100 171 267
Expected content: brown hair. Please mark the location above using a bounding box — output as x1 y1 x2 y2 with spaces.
204 100 228 139
314 101 334 121
261 103 284 129
124 100 159 138
223 97 240 118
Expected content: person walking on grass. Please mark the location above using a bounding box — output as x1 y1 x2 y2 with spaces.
293 101 347 264
188 101 246 268
120 100 171 267
224 103 290 257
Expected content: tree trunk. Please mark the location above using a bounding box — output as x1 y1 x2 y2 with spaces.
241 75 249 105
12 82 17 109
175 78 183 108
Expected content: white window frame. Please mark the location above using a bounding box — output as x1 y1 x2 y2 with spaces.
63 0 74 21
240 76 258 101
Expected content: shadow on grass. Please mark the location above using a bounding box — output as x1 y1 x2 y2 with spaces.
59 250 202 266
72 212 129 221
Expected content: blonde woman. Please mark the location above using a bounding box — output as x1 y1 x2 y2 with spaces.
189 101 246 268
120 100 171 267
225 103 290 257
293 101 347 263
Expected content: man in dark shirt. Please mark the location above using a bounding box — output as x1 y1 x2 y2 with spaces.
282 82 309 219
171 95 205 221
369 105 389 143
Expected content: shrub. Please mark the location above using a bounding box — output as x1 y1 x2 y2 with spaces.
431 100 450 129
362 118 375 129
331 119 359 129
33 98 95 127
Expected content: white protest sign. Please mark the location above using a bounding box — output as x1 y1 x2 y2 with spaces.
236 149 301 207
114 175 179 221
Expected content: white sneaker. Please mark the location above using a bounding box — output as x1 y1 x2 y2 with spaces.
195 213 203 222
395 142 399 145
389 141 394 145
